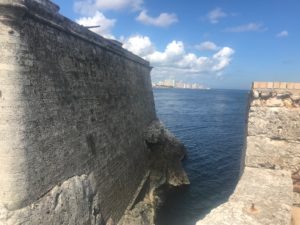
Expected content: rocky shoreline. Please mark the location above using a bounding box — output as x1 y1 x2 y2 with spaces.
118 120 190 225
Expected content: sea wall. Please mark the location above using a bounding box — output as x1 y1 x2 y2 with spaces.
0 0 188 224
198 82 300 225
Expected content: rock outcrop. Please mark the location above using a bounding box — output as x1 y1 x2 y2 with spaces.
118 120 189 225
198 82 300 225
0 174 103 225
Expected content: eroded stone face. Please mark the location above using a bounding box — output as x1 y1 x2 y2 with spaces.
117 120 189 225
0 174 103 225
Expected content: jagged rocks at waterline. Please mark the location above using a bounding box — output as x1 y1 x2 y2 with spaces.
118 120 189 225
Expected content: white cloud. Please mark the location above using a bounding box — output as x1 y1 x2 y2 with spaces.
212 47 234 71
76 11 116 39
277 30 288 38
196 41 219 51
225 23 267 32
146 41 185 64
122 35 154 57
207 8 227 24
74 0 143 15
136 10 178 27
122 35 234 79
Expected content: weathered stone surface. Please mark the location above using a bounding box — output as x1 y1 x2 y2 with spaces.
117 121 189 225
118 202 155 225
145 120 190 186
248 107 300 141
292 207 300 225
246 88 300 209
246 136 300 171
0 174 103 225
197 167 293 225
293 193 300 206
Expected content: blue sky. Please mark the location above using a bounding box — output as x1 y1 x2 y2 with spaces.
52 0 300 89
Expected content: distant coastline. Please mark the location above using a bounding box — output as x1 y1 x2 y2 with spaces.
153 85 174 89
152 79 210 90
153 85 211 90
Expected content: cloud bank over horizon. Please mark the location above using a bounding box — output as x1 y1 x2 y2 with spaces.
74 0 235 81
123 35 234 80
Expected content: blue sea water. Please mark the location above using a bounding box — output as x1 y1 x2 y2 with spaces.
153 88 249 225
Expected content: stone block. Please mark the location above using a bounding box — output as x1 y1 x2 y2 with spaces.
267 82 273 89
274 82 281 89
279 82 287 89
253 82 267 89
287 83 295 90
246 136 300 171
295 83 300 90
248 107 300 141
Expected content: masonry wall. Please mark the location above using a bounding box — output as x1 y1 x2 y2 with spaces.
246 82 300 207
0 0 156 223
246 82 300 172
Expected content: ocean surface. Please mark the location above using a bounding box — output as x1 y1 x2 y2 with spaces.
153 88 249 225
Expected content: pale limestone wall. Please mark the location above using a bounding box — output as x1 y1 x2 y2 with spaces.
247 82 300 208
0 0 157 223
246 82 300 171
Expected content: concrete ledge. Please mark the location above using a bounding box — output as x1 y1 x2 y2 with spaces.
197 167 293 225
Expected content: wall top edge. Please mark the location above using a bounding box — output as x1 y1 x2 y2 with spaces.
0 0 151 68
252 81 300 91
0 0 59 13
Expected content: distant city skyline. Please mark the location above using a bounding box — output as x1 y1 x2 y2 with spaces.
153 79 208 90
53 0 300 90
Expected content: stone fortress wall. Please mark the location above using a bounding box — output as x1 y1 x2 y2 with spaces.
198 82 300 225
2 0 297 224
0 0 188 224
